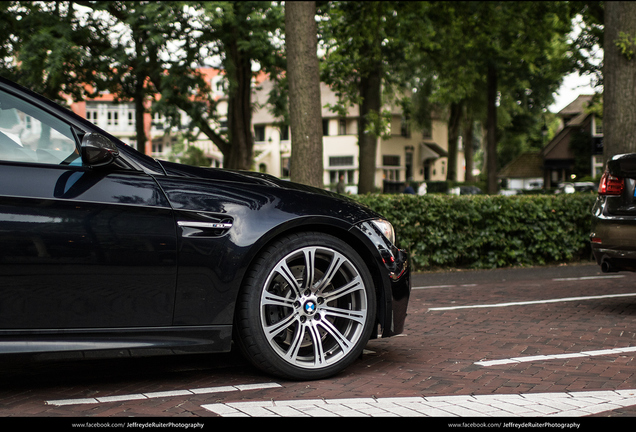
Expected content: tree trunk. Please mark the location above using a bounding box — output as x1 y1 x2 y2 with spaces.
358 69 382 194
286 1 324 188
225 39 254 170
446 101 463 182
604 1 636 162
463 110 475 183
486 64 498 194
134 84 147 154
133 22 148 155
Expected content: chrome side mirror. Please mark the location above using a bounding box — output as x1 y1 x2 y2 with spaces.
81 133 119 167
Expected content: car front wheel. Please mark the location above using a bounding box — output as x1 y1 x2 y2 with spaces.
234 232 376 380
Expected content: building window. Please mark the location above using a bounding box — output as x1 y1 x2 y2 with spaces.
281 156 290 178
107 110 118 126
383 169 400 181
423 159 432 181
400 116 410 138
254 125 266 142
323 119 330 136
382 155 400 167
329 156 354 167
421 122 432 139
213 76 226 95
128 112 134 126
329 170 355 185
153 112 165 130
382 155 401 181
339 119 347 135
280 125 290 141
405 149 413 180
592 154 604 178
87 110 98 123
594 116 603 136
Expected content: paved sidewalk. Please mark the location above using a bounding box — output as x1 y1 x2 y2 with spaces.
201 389 636 417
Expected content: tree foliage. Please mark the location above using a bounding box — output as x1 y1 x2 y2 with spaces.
570 1 604 87
318 1 579 193
1 1 604 188
75 1 193 154
3 1 286 167
319 1 437 194
1 1 110 104
417 2 576 193
191 1 285 170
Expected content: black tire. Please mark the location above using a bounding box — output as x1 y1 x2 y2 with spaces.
234 232 377 380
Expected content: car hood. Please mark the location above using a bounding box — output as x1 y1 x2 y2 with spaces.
156 160 381 220
159 159 303 188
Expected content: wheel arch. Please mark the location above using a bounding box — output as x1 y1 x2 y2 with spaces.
232 217 389 339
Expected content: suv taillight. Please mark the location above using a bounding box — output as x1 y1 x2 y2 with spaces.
598 171 625 195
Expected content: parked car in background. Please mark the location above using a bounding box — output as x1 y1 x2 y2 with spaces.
591 154 636 273
555 181 596 194
459 185 483 195
0 76 410 380
450 185 483 195
498 189 520 196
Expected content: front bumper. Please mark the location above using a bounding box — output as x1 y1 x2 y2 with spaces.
384 247 410 336
353 221 411 338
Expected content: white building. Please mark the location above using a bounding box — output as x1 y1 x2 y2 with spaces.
73 70 461 192
251 78 460 193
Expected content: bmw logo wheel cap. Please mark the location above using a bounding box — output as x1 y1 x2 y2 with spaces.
304 301 316 315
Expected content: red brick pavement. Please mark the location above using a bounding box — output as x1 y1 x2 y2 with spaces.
0 264 635 417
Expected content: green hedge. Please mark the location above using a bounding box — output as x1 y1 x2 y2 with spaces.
354 194 597 271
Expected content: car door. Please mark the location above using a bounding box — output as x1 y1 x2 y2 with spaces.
0 86 177 329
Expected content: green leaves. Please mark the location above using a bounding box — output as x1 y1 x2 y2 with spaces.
615 31 636 60
2 1 111 104
354 193 596 270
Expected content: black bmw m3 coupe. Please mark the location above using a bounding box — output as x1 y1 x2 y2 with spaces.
0 76 410 380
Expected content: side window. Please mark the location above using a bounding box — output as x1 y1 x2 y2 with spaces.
0 88 80 165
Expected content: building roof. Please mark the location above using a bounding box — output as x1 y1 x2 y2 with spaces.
498 152 544 178
558 94 593 117
421 142 448 159
541 93 596 162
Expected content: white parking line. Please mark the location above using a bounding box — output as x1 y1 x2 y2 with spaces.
475 346 636 367
201 389 636 417
428 292 636 311
414 274 624 290
553 275 624 281
45 382 281 406
413 284 477 290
